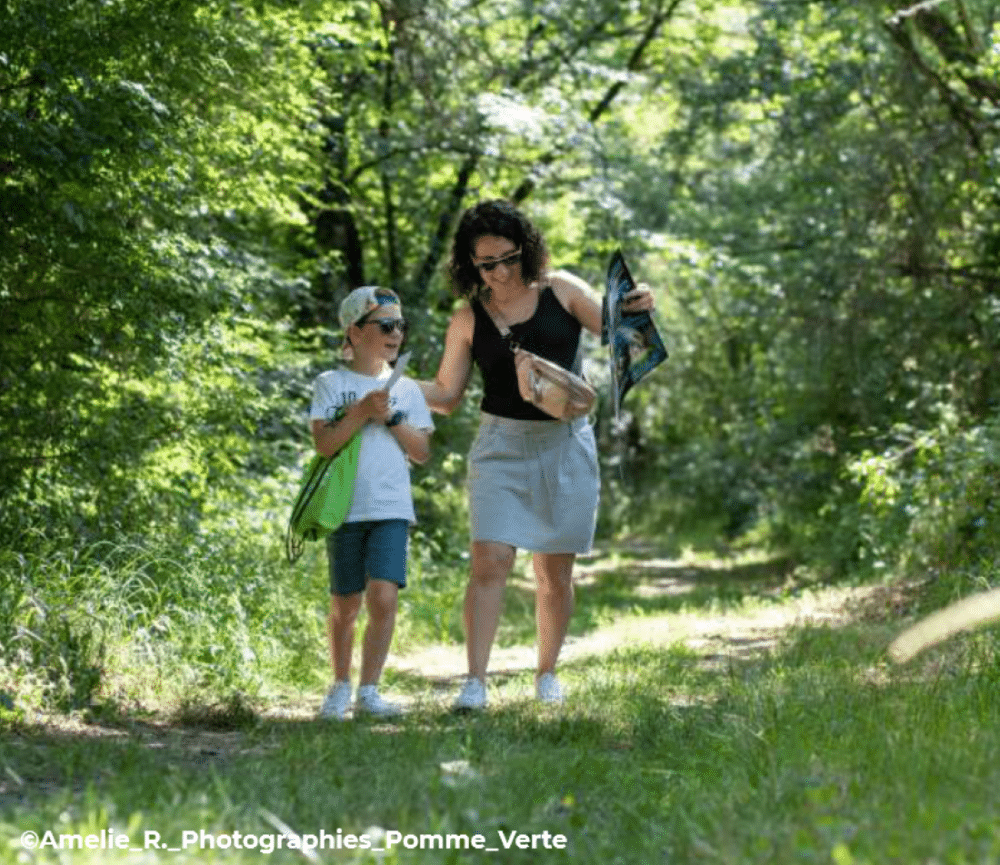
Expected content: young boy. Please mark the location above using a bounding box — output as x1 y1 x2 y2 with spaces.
310 286 433 719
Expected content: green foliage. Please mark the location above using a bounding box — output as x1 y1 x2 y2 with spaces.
0 0 331 546
605 0 1000 574
848 410 1000 588
3 0 1000 710
0 526 329 713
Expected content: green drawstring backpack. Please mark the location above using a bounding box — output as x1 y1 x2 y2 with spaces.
285 433 362 565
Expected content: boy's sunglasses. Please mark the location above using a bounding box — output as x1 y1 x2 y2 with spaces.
474 249 521 273
362 317 408 335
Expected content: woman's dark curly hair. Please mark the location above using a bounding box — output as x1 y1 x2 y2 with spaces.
448 199 548 300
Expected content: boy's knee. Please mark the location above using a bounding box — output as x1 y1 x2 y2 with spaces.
366 580 399 618
332 593 363 624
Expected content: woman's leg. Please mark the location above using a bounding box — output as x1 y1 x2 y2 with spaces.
359 579 399 686
329 592 363 681
465 540 517 680
532 552 576 677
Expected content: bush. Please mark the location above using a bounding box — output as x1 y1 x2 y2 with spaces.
847 411 1000 595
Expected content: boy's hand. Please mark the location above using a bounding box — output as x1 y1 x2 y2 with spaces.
355 389 391 424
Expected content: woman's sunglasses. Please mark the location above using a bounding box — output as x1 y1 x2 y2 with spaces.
362 317 408 335
474 249 522 273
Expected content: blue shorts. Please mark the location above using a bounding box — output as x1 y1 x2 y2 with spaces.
326 519 409 596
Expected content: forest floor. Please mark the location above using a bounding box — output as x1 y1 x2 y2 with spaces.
10 544 992 865
2 544 893 763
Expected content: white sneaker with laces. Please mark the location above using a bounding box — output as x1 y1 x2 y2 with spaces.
355 684 403 718
319 680 352 720
452 676 487 711
535 672 564 704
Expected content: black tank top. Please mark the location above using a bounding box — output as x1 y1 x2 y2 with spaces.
471 285 583 420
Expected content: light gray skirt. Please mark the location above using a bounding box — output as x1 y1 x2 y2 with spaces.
467 412 600 554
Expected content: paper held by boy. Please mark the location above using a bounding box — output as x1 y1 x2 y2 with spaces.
383 351 410 392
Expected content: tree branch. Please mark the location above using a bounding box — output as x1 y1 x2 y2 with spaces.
510 0 682 203
889 262 1000 292
345 142 482 186
883 19 983 150
379 4 401 289
588 0 682 122
0 75 41 97
411 153 480 299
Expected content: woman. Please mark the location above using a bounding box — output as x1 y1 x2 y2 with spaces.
419 199 655 709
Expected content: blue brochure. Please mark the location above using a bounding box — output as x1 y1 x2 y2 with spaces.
603 250 668 423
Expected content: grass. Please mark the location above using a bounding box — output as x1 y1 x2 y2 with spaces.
2 543 1000 863
2 640 1000 864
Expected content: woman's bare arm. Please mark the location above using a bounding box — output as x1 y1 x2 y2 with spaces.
417 306 475 415
548 268 657 337
547 269 603 336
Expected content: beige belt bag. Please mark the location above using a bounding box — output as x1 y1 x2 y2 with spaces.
514 349 596 420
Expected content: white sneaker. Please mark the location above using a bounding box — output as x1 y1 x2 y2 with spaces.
452 676 487 711
319 680 352 720
535 672 563 704
355 684 403 718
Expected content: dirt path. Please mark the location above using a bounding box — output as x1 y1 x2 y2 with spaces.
387 550 883 702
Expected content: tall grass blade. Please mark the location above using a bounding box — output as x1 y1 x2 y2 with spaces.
889 587 1000 662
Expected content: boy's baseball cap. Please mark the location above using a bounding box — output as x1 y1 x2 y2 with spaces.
339 286 401 330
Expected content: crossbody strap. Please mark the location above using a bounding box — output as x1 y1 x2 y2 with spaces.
479 284 554 354
478 292 518 352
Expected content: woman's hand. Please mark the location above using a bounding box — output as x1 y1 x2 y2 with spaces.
623 282 656 313
513 349 592 418
512 348 538 406
512 348 534 375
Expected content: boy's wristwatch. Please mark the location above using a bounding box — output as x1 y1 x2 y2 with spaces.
385 410 406 428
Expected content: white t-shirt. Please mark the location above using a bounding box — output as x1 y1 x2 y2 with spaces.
309 367 433 525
